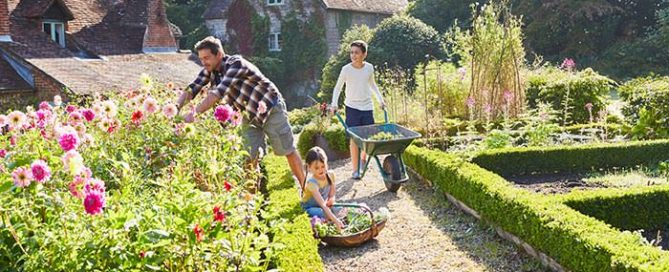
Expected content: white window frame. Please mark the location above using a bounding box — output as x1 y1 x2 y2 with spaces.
267 0 284 6
42 20 66 47
268 33 282 52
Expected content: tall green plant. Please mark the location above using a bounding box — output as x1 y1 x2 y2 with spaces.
448 1 525 120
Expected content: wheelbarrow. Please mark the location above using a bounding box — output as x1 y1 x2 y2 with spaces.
334 109 421 192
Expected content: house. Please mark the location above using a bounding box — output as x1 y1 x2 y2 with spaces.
203 0 408 57
0 0 202 108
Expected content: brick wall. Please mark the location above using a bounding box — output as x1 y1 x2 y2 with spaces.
0 0 9 37
142 0 177 52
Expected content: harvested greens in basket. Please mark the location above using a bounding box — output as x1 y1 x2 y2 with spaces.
311 206 391 237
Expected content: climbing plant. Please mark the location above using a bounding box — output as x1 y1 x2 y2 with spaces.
279 12 328 83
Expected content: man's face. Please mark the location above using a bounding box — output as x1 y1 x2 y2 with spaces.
198 48 223 72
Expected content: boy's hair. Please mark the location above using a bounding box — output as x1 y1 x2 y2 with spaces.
194 36 224 55
304 147 332 185
350 40 368 54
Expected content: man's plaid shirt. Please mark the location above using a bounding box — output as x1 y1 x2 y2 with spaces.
188 55 279 125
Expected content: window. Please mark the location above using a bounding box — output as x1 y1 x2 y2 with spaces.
42 21 65 47
268 33 282 52
267 0 283 6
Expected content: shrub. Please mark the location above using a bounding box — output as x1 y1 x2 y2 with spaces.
525 66 614 124
368 15 446 75
619 75 669 139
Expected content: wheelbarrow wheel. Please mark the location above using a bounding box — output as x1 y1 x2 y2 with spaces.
382 155 402 192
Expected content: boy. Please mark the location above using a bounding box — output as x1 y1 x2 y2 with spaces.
330 40 386 179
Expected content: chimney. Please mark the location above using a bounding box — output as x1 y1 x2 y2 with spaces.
0 0 11 42
142 0 177 53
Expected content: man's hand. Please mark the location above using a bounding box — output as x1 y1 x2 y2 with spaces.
380 101 387 110
330 105 338 113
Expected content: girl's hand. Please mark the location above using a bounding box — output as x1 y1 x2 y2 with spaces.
326 198 334 207
334 218 345 232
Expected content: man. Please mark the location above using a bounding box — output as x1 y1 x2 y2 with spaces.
176 36 305 187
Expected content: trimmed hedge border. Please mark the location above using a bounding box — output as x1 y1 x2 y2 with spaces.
404 146 669 271
297 122 348 158
559 185 669 231
263 155 324 271
472 139 669 177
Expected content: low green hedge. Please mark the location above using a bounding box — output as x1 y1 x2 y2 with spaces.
297 122 348 158
263 155 323 271
404 146 669 271
560 185 669 231
472 139 669 177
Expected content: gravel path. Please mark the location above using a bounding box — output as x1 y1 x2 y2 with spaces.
320 157 547 272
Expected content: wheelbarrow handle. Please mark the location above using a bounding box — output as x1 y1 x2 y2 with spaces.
332 107 389 130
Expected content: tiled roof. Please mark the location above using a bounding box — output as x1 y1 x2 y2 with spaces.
0 56 32 91
28 53 202 95
1 0 198 95
321 0 408 15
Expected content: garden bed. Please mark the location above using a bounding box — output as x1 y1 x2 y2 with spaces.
405 145 669 271
510 169 669 194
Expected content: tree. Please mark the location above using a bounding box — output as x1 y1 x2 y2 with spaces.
367 15 446 79
407 0 476 33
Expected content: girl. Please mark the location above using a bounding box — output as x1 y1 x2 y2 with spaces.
300 147 345 231
330 40 386 179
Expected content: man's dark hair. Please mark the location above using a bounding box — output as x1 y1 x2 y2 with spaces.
350 40 368 54
194 36 224 55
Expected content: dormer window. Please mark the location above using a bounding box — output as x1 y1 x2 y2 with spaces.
42 21 65 47
267 0 284 6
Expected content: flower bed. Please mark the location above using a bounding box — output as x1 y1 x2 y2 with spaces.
0 81 316 270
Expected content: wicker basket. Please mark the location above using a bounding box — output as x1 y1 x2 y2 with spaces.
319 203 387 247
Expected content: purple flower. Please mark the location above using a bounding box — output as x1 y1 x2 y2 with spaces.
31 160 51 183
65 105 77 113
484 104 492 115
83 190 105 215
214 105 233 123
503 90 514 103
58 132 80 151
83 178 106 215
39 101 52 111
560 58 576 71
0 149 6 158
81 109 95 122
466 96 476 109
